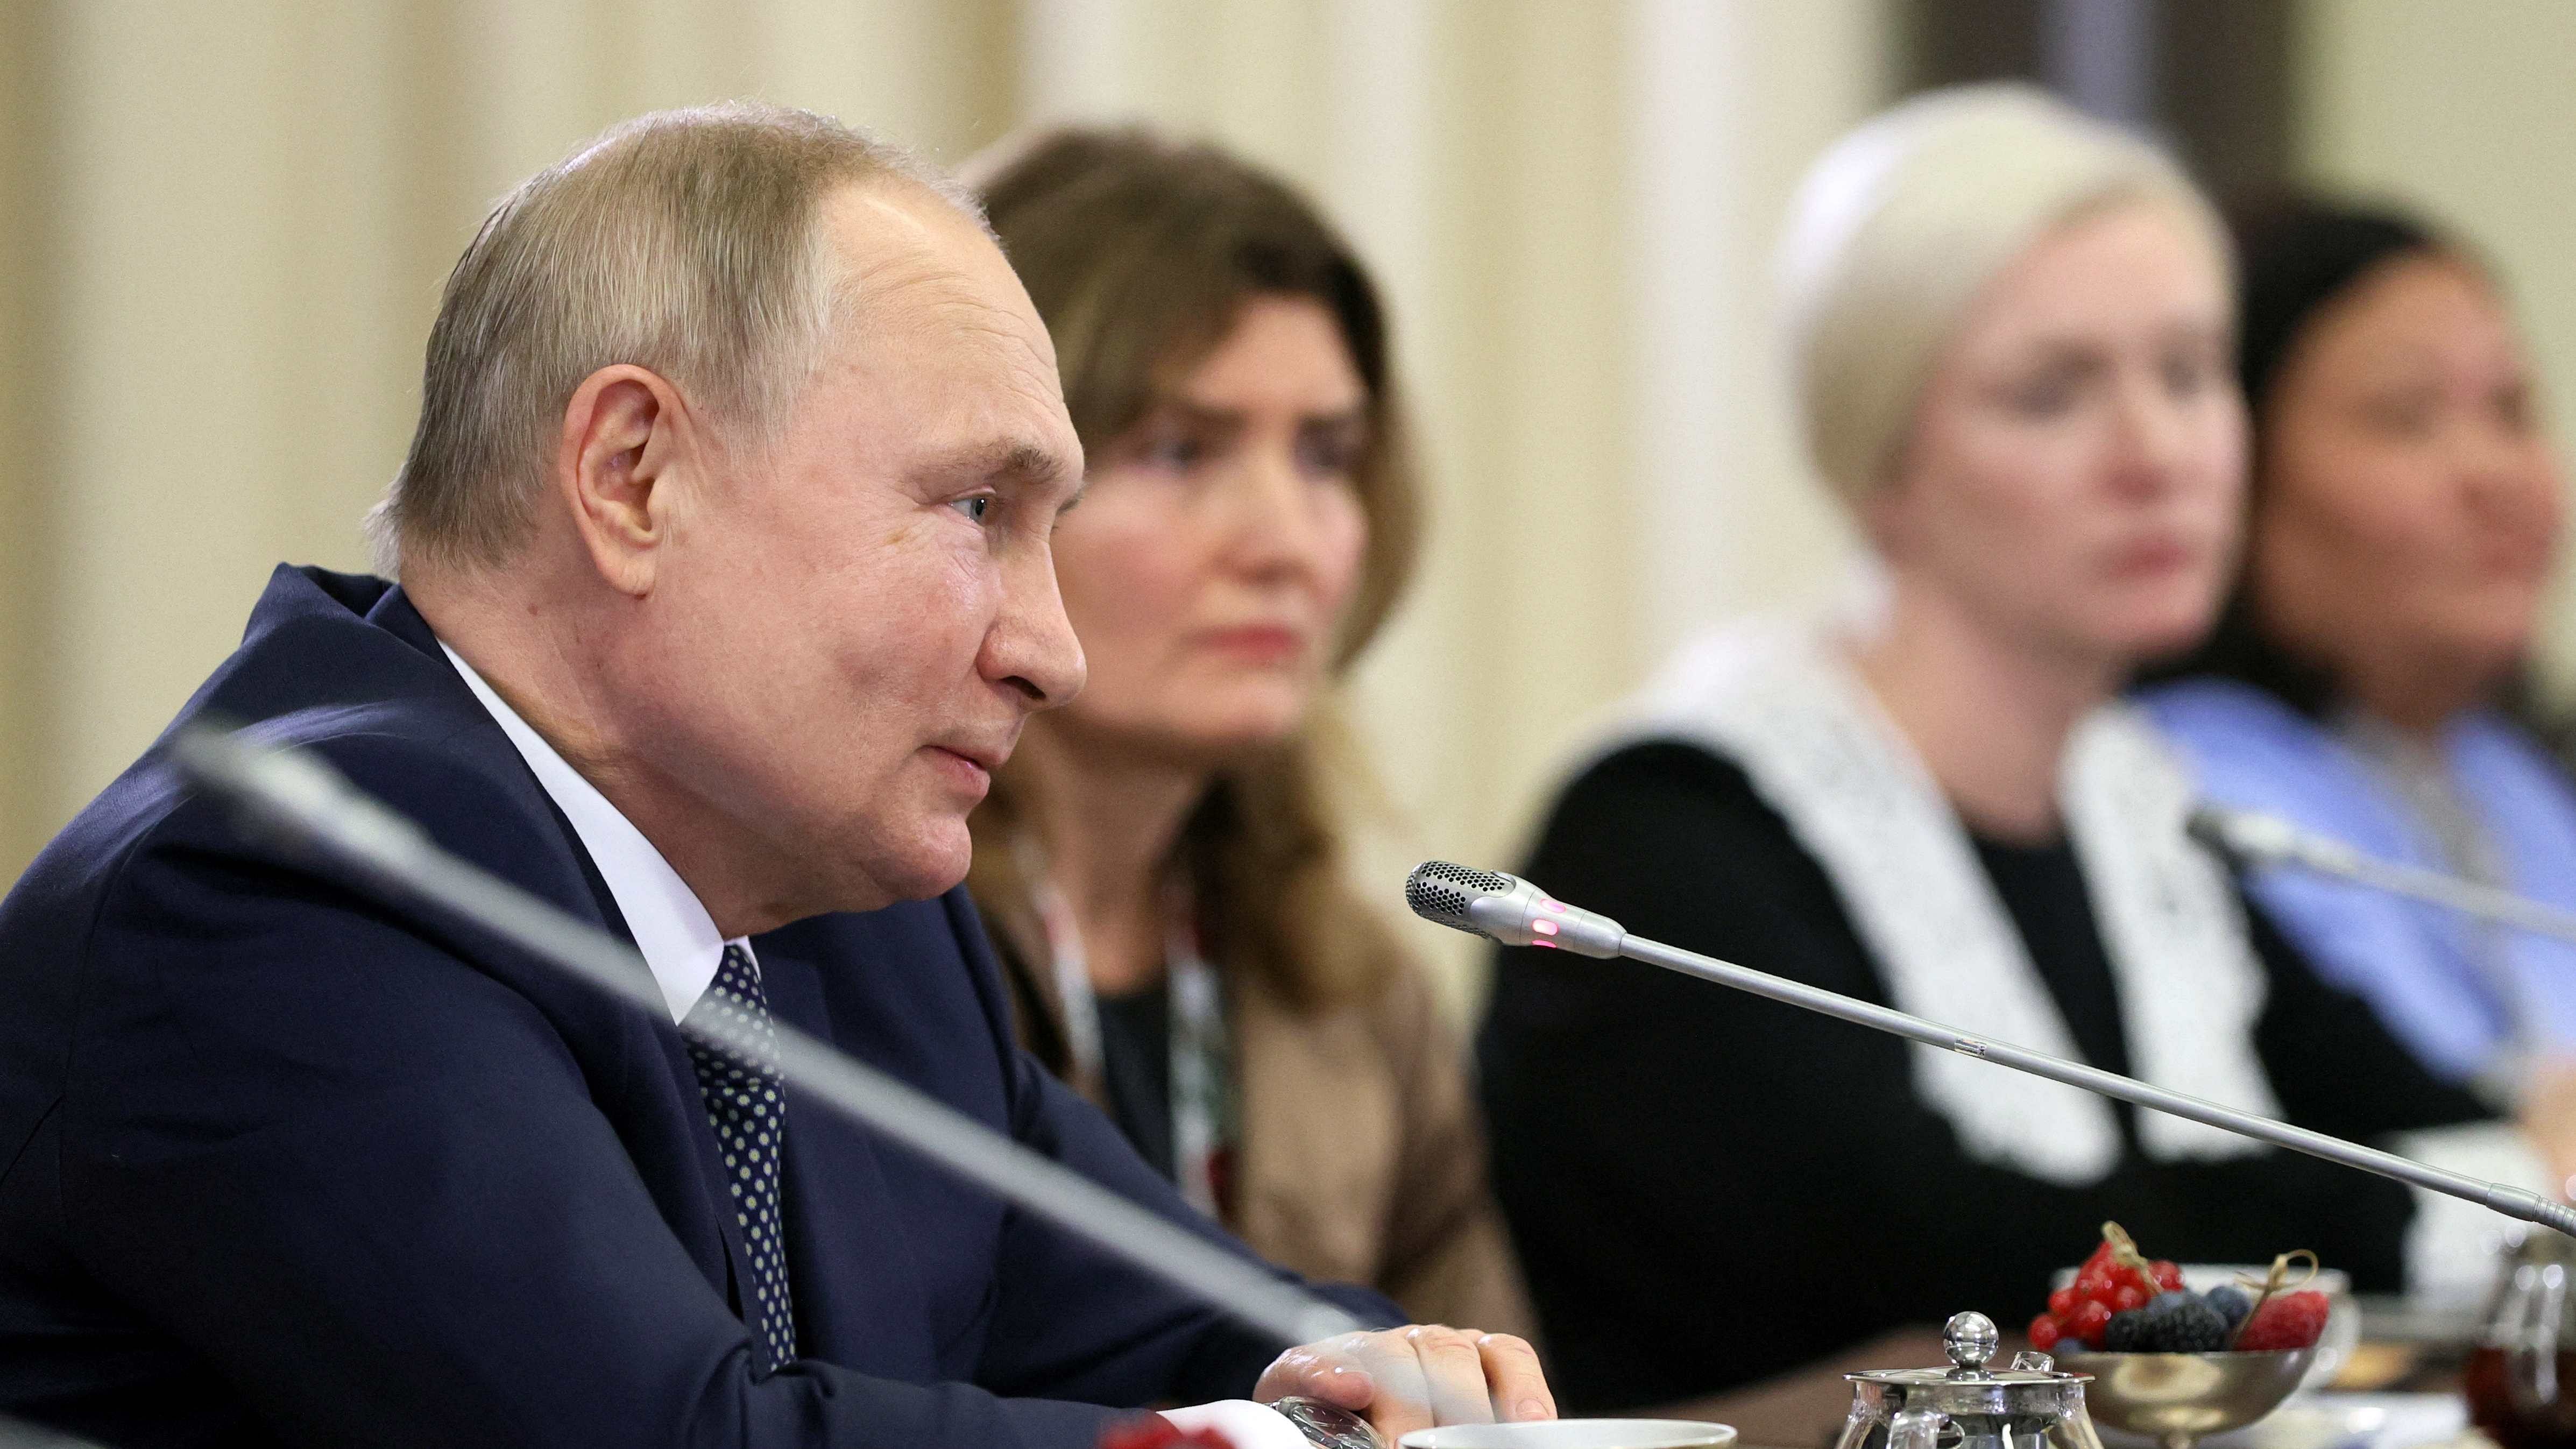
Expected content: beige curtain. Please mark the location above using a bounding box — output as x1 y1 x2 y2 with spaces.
0 0 1896 1014
2294 0 2576 702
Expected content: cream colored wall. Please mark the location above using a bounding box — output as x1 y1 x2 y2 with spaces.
1 2 1892 1022
2 5 52 886
4 0 1020 878
2294 0 2576 695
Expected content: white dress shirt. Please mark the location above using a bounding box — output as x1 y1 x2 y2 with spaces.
441 641 733 1022
437 641 1305 1446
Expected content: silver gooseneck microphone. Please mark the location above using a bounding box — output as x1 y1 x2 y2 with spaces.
2188 803 2576 948
1405 860 2576 1239
169 724 1364 1349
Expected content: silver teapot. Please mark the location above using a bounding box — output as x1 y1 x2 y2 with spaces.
1835 1312 2107 1449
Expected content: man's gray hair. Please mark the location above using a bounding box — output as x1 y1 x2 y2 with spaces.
370 101 978 573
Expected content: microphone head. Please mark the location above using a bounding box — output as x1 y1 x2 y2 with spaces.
2185 803 2309 868
2184 804 2239 861
1405 860 1519 932
1403 861 1626 958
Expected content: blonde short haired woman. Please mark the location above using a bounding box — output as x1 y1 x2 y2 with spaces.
1478 86 2524 1410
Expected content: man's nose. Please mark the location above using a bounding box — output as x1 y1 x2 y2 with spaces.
988 549 1086 709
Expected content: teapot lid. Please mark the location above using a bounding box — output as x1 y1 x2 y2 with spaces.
1846 1312 2093 1389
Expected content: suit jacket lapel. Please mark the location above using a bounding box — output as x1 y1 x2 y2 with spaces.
369 582 769 1340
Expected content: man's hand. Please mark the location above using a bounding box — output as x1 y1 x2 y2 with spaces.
1255 1326 1556 1440
2518 1057 2576 1196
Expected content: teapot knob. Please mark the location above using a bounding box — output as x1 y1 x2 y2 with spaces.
1943 1311 2001 1374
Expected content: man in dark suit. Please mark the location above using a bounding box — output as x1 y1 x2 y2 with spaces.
0 103 1552 1448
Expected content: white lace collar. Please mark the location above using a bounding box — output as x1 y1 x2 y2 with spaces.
1592 619 2277 1184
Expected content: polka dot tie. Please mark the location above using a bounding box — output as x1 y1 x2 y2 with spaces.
684 944 798 1374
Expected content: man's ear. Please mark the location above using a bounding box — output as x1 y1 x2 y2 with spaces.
555 364 693 597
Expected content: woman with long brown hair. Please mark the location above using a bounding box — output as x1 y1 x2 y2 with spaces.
959 126 1530 1334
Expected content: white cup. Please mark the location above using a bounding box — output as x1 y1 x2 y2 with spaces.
1398 1423 1738 1448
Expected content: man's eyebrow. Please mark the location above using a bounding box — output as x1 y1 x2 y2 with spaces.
916 437 1073 489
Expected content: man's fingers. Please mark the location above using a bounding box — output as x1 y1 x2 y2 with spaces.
1254 1341 1377 1410
1477 1332 1555 1422
1408 1325 1497 1427
1263 1326 1559 1437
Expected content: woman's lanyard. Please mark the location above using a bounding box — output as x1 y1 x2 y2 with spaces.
1022 849 1237 1219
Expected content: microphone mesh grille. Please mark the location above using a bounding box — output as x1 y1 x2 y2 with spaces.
1405 861 1514 928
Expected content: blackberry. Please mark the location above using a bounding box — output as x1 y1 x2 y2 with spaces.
2161 1298 2232 1352
2103 1308 2154 1352
2207 1286 2253 1331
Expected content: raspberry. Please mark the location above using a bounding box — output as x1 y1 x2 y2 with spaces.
1098 1419 1185 1449
2237 1290 2330 1351
2029 1313 2063 1352
1097 1419 1235 1449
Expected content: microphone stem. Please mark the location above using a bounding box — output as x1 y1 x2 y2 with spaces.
2270 842 2576 949
173 726 1364 1349
1615 932 2576 1236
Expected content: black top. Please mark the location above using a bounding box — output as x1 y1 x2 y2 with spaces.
1477 741 2495 1412
1095 983 1179 1181
1975 834 2141 1150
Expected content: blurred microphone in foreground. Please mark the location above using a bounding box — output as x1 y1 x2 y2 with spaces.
172 722 1363 1353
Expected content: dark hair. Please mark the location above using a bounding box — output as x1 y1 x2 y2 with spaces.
959 126 1422 1010
2139 194 2445 714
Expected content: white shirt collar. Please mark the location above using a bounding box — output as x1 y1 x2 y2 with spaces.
439 640 734 1022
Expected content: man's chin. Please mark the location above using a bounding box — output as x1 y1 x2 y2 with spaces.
861 825 976 906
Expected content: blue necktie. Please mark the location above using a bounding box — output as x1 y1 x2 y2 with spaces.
684 943 798 1373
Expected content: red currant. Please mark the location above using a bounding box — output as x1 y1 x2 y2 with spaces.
2152 1260 2184 1292
2074 1268 2113 1302
2068 1299 2113 1348
2028 1314 2063 1352
2112 1284 2147 1313
2049 1287 2078 1318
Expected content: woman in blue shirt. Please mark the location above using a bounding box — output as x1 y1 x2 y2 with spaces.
2142 197 2576 1101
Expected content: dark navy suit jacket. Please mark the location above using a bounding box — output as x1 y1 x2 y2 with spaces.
0 566 1393 1447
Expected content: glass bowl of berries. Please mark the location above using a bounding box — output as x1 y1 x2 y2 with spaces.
2032 1227 2333 1449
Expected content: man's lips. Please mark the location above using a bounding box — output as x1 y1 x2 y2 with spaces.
929 742 1008 773
924 740 1012 797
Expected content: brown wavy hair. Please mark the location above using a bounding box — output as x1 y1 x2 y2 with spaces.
960 125 1422 1012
